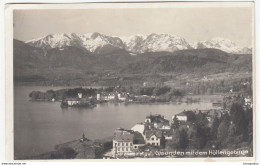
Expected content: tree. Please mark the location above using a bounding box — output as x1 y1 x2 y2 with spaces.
153 86 171 96
211 116 220 140
195 111 209 127
245 108 253 142
217 115 230 144
46 90 56 100
230 103 247 136
196 124 210 149
179 129 189 150
172 116 180 129
29 91 41 100
184 111 196 123
170 129 180 149
187 125 197 149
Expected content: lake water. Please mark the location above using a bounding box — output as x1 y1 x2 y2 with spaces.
14 86 223 158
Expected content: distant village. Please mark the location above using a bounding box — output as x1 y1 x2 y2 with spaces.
60 90 252 112
61 91 133 108
61 90 164 108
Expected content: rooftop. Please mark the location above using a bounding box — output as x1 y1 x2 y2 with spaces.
133 132 145 144
65 98 80 101
113 128 134 142
175 111 187 116
145 129 163 139
146 114 169 124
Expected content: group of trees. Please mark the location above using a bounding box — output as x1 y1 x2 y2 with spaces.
185 77 252 95
134 86 185 97
169 103 253 155
29 90 56 101
216 104 253 149
170 111 210 150
223 94 246 110
29 87 110 101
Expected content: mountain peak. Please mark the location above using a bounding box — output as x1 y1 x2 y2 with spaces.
25 33 251 54
26 33 83 49
191 37 249 54
121 33 190 53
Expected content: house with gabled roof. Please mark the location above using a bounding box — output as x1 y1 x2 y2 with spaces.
144 129 163 146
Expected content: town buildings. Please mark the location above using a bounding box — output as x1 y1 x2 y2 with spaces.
112 109 226 158
112 114 173 157
65 93 83 106
145 114 170 130
63 92 93 107
66 98 80 106
96 92 130 102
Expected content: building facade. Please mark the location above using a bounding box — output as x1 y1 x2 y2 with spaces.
144 130 162 146
113 128 134 155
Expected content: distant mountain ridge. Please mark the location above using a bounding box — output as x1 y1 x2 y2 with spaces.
190 37 252 54
14 39 252 86
25 33 252 54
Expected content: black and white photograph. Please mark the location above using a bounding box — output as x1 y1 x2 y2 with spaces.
4 2 255 161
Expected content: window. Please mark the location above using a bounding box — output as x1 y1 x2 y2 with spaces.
118 148 120 151
152 143 155 145
122 143 124 146
151 137 154 140
126 143 128 146
130 143 132 146
126 148 128 151
118 143 120 146
134 146 137 149
115 143 117 146
122 148 124 151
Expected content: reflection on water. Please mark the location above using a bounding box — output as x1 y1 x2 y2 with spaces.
14 86 222 158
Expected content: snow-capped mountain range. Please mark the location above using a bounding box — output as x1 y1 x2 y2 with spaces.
25 32 252 54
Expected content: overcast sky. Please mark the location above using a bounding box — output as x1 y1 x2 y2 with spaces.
13 7 253 47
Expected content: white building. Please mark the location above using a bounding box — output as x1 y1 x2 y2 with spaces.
97 93 101 101
160 125 171 130
118 93 127 101
108 94 115 100
173 111 188 122
113 128 145 156
66 98 80 106
78 93 82 99
131 123 145 137
144 130 162 146
113 128 134 155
